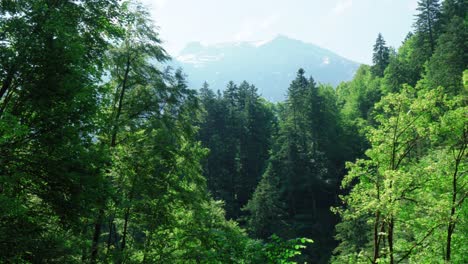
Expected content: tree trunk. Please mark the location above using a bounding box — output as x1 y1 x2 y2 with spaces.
90 208 104 264
111 55 131 147
106 217 114 254
446 141 466 262
95 53 132 261
120 206 131 255
388 218 394 264
0 66 15 101
372 212 380 263
425 1 435 53
119 172 137 263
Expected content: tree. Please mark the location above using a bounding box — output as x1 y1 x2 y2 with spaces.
334 85 447 263
371 33 390 77
244 69 344 263
424 16 468 94
88 2 170 261
334 78 467 263
338 65 382 122
426 76 467 262
381 39 421 94
243 164 286 239
440 0 467 27
414 0 441 53
0 1 315 263
287 68 309 142
198 81 275 220
0 0 120 262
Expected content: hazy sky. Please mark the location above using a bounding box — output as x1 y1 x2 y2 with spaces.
141 0 419 64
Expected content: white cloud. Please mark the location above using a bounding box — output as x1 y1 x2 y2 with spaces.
332 0 353 15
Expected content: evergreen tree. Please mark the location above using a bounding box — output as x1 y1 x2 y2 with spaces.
440 0 467 26
243 164 286 238
425 16 468 94
371 33 390 77
245 69 344 263
198 81 275 219
2 1 467 263
414 0 441 53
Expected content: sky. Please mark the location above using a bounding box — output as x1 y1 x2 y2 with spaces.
140 0 419 64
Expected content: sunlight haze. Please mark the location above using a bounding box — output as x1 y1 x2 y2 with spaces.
141 0 419 64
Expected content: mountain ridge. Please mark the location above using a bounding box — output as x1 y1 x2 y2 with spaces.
170 35 360 101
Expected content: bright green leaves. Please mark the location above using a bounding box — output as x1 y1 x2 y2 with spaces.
368 85 442 170
260 234 313 264
334 75 467 263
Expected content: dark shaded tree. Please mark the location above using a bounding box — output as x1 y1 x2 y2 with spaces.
414 0 441 53
198 81 275 219
371 33 390 77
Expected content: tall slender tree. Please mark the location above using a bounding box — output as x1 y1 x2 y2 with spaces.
0 0 120 262
371 33 390 77
414 0 441 53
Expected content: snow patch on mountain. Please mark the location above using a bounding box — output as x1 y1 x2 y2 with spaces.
322 57 330 65
176 53 225 67
171 35 360 101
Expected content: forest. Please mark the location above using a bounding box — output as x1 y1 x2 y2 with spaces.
0 0 466 263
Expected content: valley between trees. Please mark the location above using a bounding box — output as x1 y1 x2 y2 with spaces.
0 0 466 263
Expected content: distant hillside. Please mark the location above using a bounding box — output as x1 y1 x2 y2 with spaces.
170 35 360 101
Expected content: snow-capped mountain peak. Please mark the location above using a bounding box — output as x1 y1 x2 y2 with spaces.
170 35 360 101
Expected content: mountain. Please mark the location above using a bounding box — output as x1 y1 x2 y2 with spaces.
170 35 360 101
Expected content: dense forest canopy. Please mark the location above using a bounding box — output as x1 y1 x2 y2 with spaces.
0 0 466 263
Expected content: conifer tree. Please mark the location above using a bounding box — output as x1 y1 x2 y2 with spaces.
440 0 467 27
414 0 441 53
371 33 390 77
425 16 467 94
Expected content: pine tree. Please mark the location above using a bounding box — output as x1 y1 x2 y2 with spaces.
425 16 468 94
414 0 441 53
243 164 286 238
440 0 467 26
199 81 274 220
371 33 390 77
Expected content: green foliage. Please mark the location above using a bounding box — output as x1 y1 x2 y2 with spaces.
424 16 468 94
261 235 314 264
1 1 299 263
381 36 422 93
414 0 442 53
333 4 467 261
1 0 465 263
242 68 347 263
371 33 390 77
243 164 286 238
198 81 275 219
334 79 467 263
338 65 382 122
0 0 121 261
